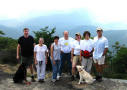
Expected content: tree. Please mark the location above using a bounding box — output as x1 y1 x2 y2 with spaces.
33 26 56 70
0 36 18 65
33 26 56 48
112 45 127 73
0 30 5 35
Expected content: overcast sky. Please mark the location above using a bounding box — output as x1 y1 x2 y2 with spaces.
0 0 127 29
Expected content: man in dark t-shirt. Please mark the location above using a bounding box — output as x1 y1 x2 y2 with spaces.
17 28 36 82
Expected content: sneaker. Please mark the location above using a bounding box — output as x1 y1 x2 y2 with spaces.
57 75 61 80
95 75 99 80
52 79 56 83
71 75 75 81
31 76 36 82
38 79 42 82
98 76 103 82
39 79 44 83
96 75 103 82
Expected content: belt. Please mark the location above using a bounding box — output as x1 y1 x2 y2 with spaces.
73 54 80 56
61 51 71 54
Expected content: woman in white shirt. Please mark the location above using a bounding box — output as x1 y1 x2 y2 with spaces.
71 33 81 81
80 31 94 73
34 38 48 83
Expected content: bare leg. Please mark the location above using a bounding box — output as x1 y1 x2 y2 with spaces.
29 65 34 75
29 65 36 82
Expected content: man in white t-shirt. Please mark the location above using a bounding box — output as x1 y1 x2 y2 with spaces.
93 28 108 82
59 31 74 76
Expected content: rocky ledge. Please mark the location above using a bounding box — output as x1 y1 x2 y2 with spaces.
0 70 127 90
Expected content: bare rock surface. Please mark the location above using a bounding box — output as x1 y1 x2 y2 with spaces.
0 70 127 90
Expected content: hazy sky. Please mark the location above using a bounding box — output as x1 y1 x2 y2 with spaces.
0 0 127 29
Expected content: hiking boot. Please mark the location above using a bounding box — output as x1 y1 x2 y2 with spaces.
31 76 36 82
57 75 61 80
98 76 103 82
96 75 103 82
39 79 44 83
71 75 75 81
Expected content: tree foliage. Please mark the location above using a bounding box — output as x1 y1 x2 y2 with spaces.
33 26 56 48
0 37 17 50
0 30 5 35
112 42 127 73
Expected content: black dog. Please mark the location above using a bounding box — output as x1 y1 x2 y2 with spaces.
13 63 27 83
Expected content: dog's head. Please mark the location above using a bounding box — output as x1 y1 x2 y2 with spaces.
76 65 84 72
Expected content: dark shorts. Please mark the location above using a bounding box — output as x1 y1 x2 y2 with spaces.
21 56 33 67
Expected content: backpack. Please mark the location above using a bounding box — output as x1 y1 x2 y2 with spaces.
81 50 92 58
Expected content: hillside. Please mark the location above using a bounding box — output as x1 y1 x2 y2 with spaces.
0 24 127 47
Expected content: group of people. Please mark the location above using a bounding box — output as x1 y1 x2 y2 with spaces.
16 27 108 83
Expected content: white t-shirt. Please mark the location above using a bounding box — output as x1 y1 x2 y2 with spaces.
34 44 47 61
59 37 74 53
80 39 94 52
93 36 108 59
72 40 81 55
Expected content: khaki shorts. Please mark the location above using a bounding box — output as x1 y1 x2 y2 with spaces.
21 56 33 67
93 56 105 65
72 55 81 67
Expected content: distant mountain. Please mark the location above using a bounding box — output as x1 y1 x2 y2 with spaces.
0 24 127 49
0 25 20 38
0 9 126 47
104 30 127 47
21 10 93 30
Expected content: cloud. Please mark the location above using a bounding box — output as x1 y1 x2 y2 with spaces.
0 0 127 29
0 0 86 19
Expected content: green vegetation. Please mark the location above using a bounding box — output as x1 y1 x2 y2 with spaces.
0 28 127 79
103 41 127 79
0 30 5 35
33 26 56 70
0 36 17 65
33 26 56 48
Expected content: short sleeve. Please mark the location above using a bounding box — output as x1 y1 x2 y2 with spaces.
91 39 94 48
18 38 21 44
34 45 37 52
70 37 75 48
92 37 96 48
71 41 75 49
80 40 84 50
58 38 62 45
45 45 48 51
30 36 35 44
105 38 108 48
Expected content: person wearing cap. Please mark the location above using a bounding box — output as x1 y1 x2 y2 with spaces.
93 28 108 82
71 32 81 81
80 31 94 73
59 31 75 77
